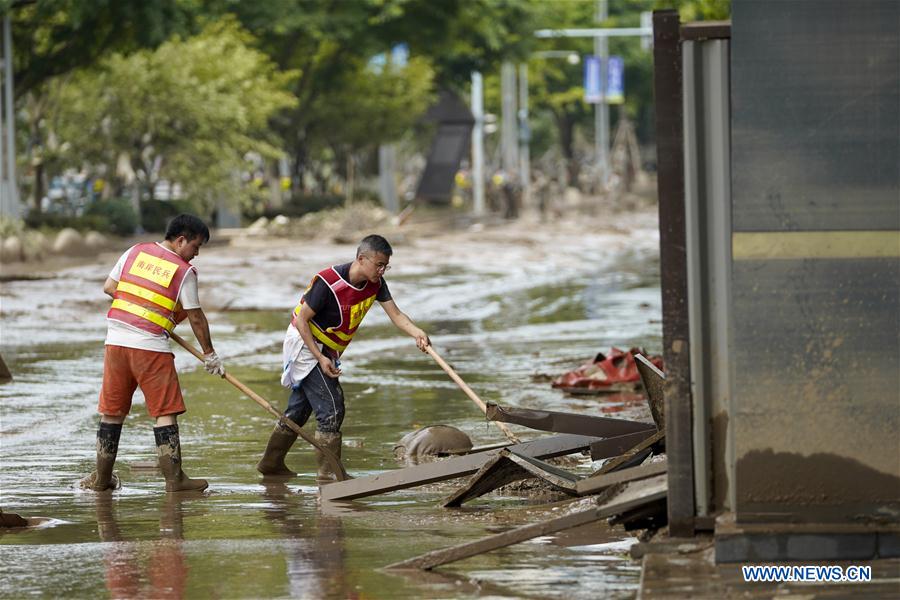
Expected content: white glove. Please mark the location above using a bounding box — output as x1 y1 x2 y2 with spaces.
203 351 225 376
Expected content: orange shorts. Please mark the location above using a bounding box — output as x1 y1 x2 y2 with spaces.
98 345 186 418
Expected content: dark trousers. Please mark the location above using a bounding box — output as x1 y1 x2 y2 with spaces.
283 365 345 434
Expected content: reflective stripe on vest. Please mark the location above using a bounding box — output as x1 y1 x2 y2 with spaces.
290 266 380 356
116 280 177 311
110 298 176 332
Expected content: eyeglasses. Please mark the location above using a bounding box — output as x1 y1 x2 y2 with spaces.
363 255 391 272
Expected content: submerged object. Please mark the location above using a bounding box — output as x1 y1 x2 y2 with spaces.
394 425 473 462
552 347 664 394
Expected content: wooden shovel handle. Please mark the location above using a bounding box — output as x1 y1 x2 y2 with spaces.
425 345 521 444
170 333 351 481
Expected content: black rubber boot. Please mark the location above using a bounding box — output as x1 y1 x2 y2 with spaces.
256 425 298 476
154 424 208 493
92 422 122 492
314 431 343 484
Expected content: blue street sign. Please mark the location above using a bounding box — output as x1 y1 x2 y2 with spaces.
584 55 602 104
391 43 409 67
606 55 625 104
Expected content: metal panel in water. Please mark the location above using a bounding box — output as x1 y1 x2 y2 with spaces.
730 0 900 523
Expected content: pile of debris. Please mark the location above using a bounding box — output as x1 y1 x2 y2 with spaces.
244 202 395 243
320 353 670 573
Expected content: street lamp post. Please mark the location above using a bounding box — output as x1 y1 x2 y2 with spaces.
534 16 653 192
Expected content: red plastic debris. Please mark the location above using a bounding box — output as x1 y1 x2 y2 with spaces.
551 347 664 394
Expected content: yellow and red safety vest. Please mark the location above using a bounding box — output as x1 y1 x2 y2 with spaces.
291 267 380 356
107 242 193 335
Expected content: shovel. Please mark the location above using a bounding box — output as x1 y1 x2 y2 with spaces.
170 333 351 482
424 345 521 444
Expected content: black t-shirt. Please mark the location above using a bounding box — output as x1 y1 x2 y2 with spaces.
302 262 391 329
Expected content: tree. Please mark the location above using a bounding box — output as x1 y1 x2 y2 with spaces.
48 18 296 218
220 0 539 190
655 0 731 21
6 0 200 99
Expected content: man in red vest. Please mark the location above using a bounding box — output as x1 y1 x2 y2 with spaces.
257 234 430 481
88 214 224 493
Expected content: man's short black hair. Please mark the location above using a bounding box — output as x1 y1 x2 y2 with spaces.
165 214 210 243
358 234 393 257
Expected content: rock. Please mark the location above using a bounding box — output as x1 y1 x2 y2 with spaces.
84 230 107 250
563 187 582 210
1 236 22 262
394 425 473 462
268 214 290 236
247 216 269 231
22 231 47 261
52 228 86 255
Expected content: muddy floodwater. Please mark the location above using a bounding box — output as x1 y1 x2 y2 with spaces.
1 210 662 599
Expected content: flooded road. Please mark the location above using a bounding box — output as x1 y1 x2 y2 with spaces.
1 209 662 598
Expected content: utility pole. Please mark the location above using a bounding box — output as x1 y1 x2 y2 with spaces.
595 0 609 189
378 145 398 213
1 14 20 219
500 62 518 175
536 13 654 192
470 71 485 216
518 63 531 214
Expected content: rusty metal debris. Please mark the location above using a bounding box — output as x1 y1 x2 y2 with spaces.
594 430 665 475
635 353 666 429
589 430 659 460
377 348 671 574
443 448 666 507
387 474 668 571
485 402 655 437
320 434 602 502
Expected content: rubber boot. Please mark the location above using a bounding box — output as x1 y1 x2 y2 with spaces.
314 431 343 484
154 424 208 493
92 422 122 492
256 425 298 476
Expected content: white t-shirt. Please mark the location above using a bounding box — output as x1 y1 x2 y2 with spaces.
105 243 200 353
280 323 320 388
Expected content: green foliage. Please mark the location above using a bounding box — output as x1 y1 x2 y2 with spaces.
252 194 345 220
654 0 732 21
140 199 194 234
8 0 199 99
47 17 297 215
309 57 435 154
24 211 111 234
0 216 25 237
84 198 138 235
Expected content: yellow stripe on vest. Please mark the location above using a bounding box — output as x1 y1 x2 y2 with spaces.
116 281 176 310
309 322 348 352
111 299 175 332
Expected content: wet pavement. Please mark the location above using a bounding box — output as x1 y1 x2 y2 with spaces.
1 211 662 598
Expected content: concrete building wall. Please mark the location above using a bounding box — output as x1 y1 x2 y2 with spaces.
730 0 900 523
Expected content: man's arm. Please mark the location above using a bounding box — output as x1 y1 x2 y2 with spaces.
380 300 430 352
185 308 215 355
103 277 117 298
293 304 341 377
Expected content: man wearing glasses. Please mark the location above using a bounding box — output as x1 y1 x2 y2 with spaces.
257 234 430 481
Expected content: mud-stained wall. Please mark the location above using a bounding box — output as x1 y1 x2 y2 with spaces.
730 0 900 522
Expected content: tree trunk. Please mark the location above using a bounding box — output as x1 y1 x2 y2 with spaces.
31 161 45 214
554 112 579 187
